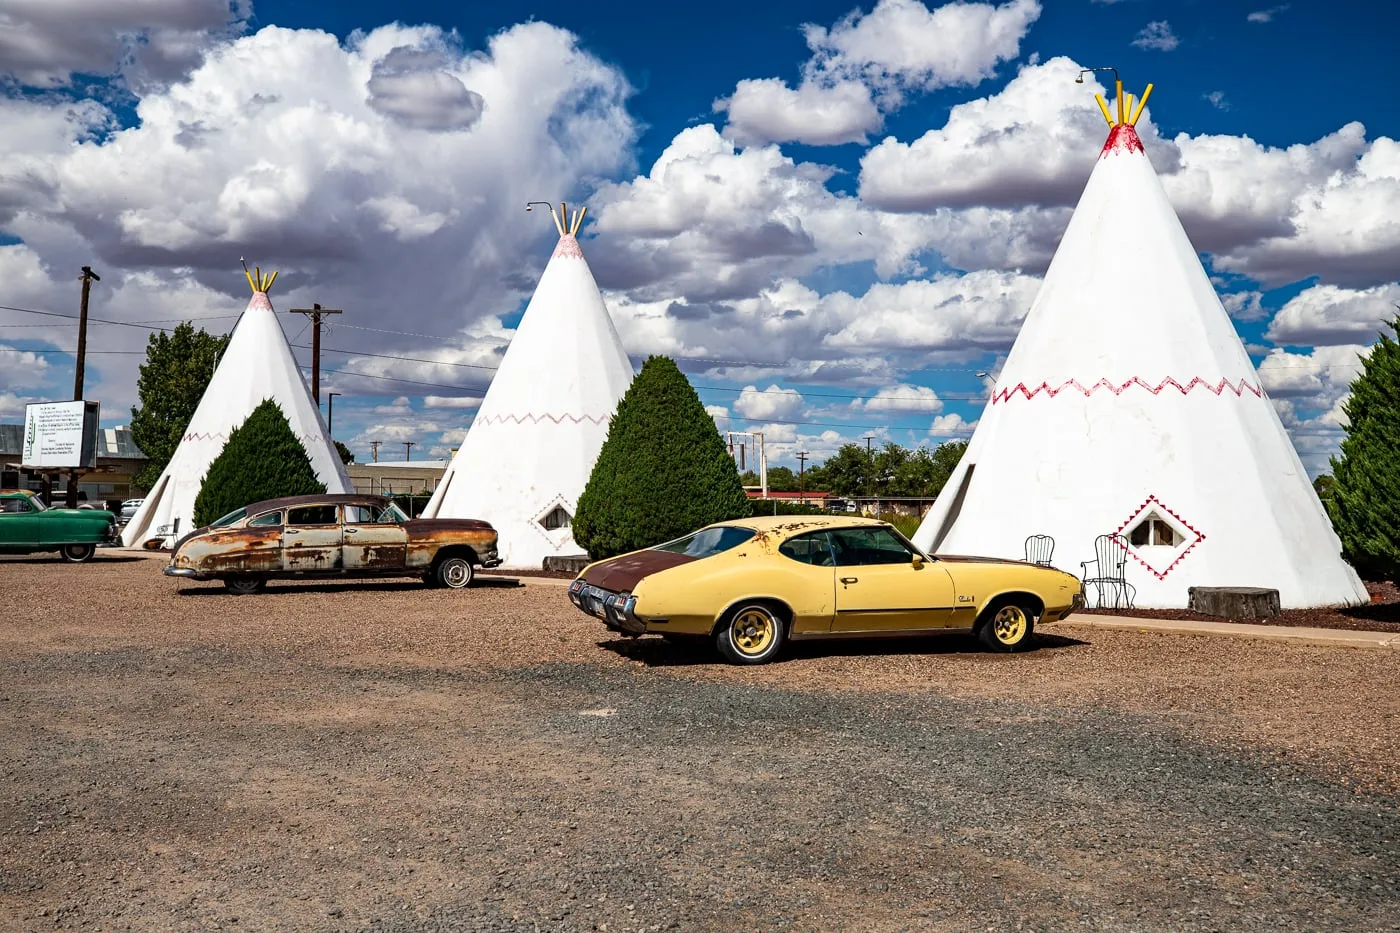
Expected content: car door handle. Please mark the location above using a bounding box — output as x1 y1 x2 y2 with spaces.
840 576 859 584
344 528 358 535
285 529 300 535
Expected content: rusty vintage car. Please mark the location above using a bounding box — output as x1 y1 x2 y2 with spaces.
163 494 500 594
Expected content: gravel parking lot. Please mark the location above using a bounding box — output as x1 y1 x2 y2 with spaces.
2 552 1398 931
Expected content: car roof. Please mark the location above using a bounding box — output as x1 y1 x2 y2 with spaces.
719 514 889 534
0 489 36 497
244 493 391 514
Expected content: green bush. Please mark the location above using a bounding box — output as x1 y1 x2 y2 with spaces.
747 499 826 517
876 510 924 541
574 356 751 559
1328 316 1400 583
193 399 326 527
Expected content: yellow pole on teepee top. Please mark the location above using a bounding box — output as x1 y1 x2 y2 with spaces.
1116 79 1124 125
1130 83 1154 125
1093 94 1113 126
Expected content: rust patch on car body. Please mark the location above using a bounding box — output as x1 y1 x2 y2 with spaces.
167 496 498 582
581 551 695 592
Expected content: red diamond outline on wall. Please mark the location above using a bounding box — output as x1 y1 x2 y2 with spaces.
1114 495 1206 580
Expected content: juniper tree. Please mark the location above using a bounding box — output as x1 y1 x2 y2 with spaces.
574 356 750 559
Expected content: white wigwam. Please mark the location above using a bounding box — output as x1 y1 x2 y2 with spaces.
913 82 1366 609
422 203 634 569
121 267 352 547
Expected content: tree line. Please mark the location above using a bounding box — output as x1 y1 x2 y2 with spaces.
739 439 968 499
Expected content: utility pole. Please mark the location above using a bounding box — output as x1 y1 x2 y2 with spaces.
67 266 100 508
796 451 808 497
370 440 382 463
402 441 415 461
289 302 343 402
73 266 99 401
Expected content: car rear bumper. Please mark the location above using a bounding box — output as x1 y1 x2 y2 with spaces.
568 579 646 635
482 556 502 568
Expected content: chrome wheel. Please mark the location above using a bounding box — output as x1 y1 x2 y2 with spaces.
436 556 474 589
224 576 265 596
60 543 95 563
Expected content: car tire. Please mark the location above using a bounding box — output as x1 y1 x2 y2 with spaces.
979 599 1036 652
715 602 786 665
224 576 266 596
435 555 475 589
60 543 96 563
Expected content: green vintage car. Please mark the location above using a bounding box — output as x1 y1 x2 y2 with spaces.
0 489 120 562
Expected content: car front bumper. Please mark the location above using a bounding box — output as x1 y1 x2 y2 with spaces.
163 566 202 578
568 579 646 635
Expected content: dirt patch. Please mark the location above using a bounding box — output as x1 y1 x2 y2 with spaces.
2 554 1398 930
1081 580 1400 633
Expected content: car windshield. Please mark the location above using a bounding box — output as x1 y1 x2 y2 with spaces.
27 494 46 512
211 507 247 527
381 503 409 523
653 525 756 559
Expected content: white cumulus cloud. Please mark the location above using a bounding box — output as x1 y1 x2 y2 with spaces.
716 0 1041 147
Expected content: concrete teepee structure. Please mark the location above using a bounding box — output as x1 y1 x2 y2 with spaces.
912 80 1366 609
121 266 351 547
421 203 634 569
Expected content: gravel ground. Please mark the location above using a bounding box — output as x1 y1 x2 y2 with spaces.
1 553 1398 931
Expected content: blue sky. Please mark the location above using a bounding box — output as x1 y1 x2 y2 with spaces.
1 0 1398 476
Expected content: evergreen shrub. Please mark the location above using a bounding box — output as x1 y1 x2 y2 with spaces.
193 399 326 527
574 356 750 559
1328 315 1400 583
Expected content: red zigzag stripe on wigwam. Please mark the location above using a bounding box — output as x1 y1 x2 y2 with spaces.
474 413 611 426
990 376 1263 404
182 431 327 444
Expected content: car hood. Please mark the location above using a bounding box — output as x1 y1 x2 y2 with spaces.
935 554 1042 568
46 508 115 520
581 550 696 592
402 518 493 533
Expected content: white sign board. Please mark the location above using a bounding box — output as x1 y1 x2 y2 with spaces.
21 400 100 469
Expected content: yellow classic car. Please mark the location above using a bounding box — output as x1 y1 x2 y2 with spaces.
569 515 1085 664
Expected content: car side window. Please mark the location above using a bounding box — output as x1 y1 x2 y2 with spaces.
828 527 917 566
343 506 371 524
778 532 836 567
247 511 282 527
1 498 31 513
287 505 337 526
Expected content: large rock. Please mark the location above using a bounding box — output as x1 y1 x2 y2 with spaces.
1187 586 1281 619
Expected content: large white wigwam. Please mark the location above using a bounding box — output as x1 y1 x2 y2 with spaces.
913 81 1367 609
422 203 634 568
121 268 352 547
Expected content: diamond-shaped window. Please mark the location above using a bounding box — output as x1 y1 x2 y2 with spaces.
1128 512 1183 548
540 506 572 530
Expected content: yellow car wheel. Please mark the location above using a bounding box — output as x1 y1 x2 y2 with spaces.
979 600 1035 652
716 603 786 665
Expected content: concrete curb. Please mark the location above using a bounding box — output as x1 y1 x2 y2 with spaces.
1054 614 1400 651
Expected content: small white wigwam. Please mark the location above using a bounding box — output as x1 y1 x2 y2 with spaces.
421 202 634 568
121 266 352 547
912 78 1367 609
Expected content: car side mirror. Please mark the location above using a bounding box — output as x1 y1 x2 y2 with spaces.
912 555 925 570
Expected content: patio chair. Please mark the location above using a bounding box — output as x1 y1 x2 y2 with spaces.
1023 534 1055 567
1080 533 1135 609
